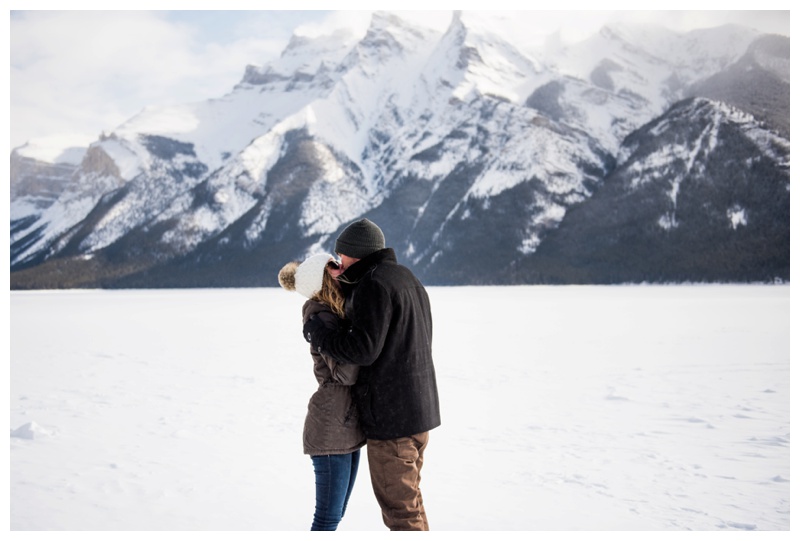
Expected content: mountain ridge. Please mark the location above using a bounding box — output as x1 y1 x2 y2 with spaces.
9 13 789 288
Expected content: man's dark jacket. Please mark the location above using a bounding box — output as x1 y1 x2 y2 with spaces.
309 248 441 440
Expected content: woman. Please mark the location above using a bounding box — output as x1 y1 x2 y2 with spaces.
278 253 365 531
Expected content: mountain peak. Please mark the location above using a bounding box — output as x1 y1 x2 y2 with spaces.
10 18 789 288
241 28 358 86
355 10 440 59
368 10 415 31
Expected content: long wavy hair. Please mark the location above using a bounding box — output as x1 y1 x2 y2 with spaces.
312 270 345 319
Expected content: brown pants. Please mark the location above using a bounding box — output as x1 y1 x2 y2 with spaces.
366 432 430 531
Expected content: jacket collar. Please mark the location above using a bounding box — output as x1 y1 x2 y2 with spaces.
339 248 395 285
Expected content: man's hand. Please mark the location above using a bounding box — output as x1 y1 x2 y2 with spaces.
303 315 326 344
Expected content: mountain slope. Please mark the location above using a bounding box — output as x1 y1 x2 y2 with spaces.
521 98 790 284
9 13 789 288
688 34 790 138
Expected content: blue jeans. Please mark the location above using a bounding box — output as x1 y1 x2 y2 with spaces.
310 450 361 531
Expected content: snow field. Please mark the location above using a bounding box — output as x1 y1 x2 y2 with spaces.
9 285 790 531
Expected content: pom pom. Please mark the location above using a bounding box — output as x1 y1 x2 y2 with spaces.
278 261 300 291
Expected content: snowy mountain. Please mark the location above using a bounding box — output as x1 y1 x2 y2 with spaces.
9 12 789 288
520 98 790 283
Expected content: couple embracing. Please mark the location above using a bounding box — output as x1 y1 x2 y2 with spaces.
278 219 441 531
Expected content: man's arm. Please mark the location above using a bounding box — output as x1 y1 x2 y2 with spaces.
304 279 391 366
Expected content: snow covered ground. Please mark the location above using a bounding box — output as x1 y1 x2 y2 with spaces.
9 285 790 531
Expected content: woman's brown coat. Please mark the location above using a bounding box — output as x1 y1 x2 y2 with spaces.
301 299 365 455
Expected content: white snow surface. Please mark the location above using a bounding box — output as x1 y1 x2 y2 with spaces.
13 137 87 165
9 285 789 531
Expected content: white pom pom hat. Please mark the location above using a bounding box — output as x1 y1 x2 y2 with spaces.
293 253 334 299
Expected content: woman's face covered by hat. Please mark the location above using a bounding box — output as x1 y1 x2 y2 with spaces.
279 253 334 299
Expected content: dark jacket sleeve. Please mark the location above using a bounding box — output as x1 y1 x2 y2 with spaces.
318 277 392 366
315 310 360 385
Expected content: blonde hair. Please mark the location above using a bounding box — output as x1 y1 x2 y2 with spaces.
312 270 346 319
278 259 345 318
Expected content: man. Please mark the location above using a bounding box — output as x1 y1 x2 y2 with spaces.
303 218 441 531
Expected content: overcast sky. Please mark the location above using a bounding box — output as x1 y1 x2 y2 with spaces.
7 6 791 155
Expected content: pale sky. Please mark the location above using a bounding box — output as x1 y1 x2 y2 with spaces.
7 4 792 154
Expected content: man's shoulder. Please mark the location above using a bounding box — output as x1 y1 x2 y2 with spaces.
371 260 424 290
350 248 424 290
